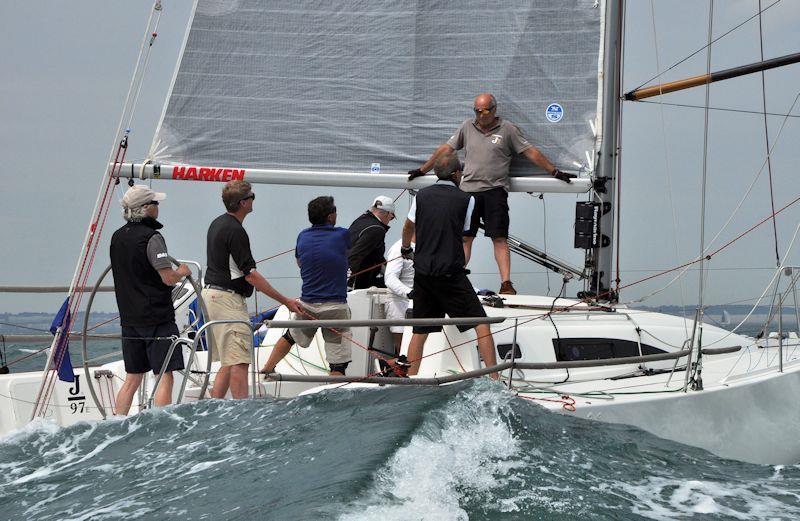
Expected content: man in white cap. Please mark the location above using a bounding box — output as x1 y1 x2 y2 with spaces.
347 195 395 289
110 184 191 415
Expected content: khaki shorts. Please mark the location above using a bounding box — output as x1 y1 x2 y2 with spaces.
289 301 352 365
202 288 252 367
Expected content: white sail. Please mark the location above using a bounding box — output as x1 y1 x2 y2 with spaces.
149 0 603 176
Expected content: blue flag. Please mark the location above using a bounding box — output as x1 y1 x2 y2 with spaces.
251 308 277 346
49 297 75 382
188 297 208 351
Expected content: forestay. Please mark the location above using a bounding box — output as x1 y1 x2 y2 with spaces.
150 0 604 176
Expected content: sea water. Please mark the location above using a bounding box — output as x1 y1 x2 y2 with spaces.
1 379 800 520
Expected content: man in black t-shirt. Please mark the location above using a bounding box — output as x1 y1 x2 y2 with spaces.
203 180 302 399
110 184 191 415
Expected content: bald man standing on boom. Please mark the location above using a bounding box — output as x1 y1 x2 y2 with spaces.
409 93 575 295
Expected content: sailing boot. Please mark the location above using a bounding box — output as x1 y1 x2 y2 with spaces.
499 280 517 295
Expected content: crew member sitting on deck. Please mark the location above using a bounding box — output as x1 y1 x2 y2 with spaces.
261 196 353 375
347 195 395 289
110 185 191 415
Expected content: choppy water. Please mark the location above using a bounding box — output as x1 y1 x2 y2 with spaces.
1 380 799 520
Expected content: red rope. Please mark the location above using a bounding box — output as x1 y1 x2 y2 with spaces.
519 393 576 412
35 140 127 417
255 247 295 265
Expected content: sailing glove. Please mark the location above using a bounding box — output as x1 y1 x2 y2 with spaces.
400 246 414 260
552 169 576 183
407 169 425 181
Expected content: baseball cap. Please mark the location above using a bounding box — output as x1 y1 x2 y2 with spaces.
371 195 395 215
122 184 166 208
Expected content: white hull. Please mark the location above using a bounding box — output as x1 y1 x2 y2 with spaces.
538 354 800 465
2 289 798 465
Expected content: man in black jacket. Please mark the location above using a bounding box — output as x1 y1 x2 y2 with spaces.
110 184 191 415
347 195 395 289
401 152 498 379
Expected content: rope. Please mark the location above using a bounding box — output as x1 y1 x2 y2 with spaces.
518 393 576 412
249 255 403 319
255 247 295 265
33 2 167 417
441 328 467 373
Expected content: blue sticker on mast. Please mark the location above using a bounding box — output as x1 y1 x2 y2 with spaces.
49 297 75 382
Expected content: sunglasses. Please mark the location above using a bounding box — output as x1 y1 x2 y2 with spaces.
239 193 255 203
145 200 159 206
473 105 496 115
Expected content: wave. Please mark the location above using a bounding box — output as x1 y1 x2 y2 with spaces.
0 381 798 520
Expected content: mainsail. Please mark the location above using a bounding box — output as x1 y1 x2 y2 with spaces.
149 0 604 176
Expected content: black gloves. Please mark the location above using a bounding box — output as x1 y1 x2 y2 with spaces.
400 245 414 260
406 290 415 300
552 169 576 183
408 169 425 181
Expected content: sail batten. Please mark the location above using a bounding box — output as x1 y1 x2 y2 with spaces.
151 0 603 175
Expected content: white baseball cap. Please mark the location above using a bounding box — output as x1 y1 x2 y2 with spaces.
371 195 395 215
122 184 166 208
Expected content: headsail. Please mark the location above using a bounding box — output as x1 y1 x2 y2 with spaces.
149 0 604 177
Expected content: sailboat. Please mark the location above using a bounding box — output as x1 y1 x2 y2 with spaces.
2 0 800 466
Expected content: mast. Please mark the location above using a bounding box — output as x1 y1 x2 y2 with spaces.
590 0 624 302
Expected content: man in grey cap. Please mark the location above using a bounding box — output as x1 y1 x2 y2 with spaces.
408 93 575 295
347 195 396 289
110 184 191 415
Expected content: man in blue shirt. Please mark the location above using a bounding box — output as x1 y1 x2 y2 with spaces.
260 196 353 375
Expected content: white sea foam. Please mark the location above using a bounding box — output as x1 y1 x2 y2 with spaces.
184 458 232 476
618 475 800 520
338 385 521 521
0 417 61 444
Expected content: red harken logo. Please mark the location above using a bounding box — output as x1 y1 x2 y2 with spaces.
172 165 246 182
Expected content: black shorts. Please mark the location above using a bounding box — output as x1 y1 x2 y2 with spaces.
121 321 184 375
411 272 487 334
464 187 509 238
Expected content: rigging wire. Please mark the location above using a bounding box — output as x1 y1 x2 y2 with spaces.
757 0 781 266
630 0 783 91
635 100 800 118
648 0 689 337
32 1 165 418
686 0 716 391
622 89 800 307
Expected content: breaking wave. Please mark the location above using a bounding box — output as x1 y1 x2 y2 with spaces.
1 380 799 520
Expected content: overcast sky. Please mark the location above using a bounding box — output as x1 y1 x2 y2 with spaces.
1 0 799 314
